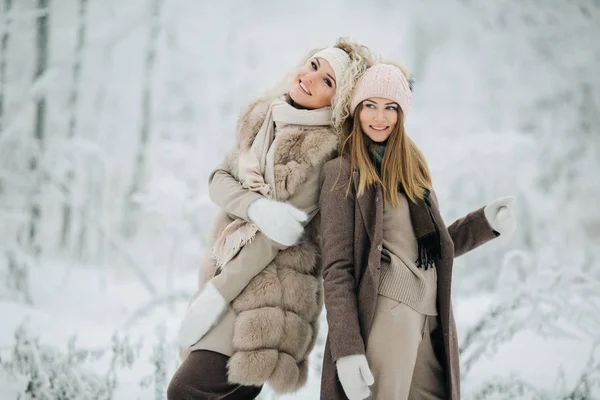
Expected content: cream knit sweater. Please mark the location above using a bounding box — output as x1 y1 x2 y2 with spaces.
379 192 438 316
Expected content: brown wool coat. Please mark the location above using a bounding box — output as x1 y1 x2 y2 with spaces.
183 97 340 394
318 157 498 400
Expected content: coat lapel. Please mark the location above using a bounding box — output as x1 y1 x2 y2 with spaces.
353 172 373 242
353 171 383 248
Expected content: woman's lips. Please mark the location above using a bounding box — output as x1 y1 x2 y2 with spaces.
370 125 389 131
299 80 311 95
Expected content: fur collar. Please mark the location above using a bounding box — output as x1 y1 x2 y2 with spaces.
229 98 339 201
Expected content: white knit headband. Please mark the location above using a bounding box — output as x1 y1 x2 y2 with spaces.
312 47 351 88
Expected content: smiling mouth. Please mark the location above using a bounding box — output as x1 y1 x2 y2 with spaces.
370 125 389 131
299 80 312 95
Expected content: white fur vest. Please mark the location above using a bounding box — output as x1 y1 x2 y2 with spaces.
199 98 339 393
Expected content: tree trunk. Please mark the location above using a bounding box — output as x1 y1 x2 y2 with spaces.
0 0 12 133
0 0 12 195
121 0 163 237
60 0 88 252
28 0 49 256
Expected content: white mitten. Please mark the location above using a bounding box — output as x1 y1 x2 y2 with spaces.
178 282 228 349
247 198 307 246
336 354 375 400
484 196 517 236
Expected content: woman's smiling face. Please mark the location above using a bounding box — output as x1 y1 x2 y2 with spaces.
358 97 399 142
288 57 337 109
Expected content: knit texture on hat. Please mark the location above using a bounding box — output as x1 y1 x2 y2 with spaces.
313 47 351 90
350 63 412 117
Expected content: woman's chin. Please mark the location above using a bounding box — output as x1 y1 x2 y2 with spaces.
288 89 331 110
288 89 307 105
367 132 391 143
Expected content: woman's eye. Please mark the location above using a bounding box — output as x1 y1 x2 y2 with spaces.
324 78 332 88
386 106 398 111
311 61 317 70
366 104 375 109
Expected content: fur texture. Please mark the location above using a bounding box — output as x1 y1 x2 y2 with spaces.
197 97 339 393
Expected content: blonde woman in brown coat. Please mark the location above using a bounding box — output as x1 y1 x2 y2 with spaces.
319 63 517 400
167 39 374 400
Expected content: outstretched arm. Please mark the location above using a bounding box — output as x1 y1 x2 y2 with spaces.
447 206 498 258
431 192 501 258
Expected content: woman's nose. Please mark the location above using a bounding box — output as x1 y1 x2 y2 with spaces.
305 71 319 84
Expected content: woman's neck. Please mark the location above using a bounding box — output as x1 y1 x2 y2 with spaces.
366 139 387 175
286 93 309 110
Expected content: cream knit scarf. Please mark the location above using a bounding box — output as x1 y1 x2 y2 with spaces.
212 96 332 268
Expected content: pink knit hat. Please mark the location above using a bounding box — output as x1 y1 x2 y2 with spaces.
349 63 412 117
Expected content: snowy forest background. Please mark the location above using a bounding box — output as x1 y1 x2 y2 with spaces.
1 0 599 399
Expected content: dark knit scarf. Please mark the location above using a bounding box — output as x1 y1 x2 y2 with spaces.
367 141 441 270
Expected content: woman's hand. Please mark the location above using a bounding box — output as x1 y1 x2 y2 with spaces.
247 198 307 246
177 282 228 349
336 354 375 400
484 196 517 236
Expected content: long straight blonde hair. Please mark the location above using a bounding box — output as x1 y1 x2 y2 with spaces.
340 103 432 206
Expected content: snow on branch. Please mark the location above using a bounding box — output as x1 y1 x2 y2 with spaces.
0 321 141 400
461 248 600 397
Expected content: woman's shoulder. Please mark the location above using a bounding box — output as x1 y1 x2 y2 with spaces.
320 157 355 203
427 188 440 208
322 157 354 193
323 156 351 177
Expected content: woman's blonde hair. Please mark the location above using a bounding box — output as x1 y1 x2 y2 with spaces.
340 103 432 206
260 37 375 132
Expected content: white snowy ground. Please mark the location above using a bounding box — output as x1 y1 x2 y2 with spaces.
0 259 594 399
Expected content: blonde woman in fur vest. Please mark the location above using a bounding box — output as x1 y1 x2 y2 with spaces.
167 38 374 400
318 63 518 400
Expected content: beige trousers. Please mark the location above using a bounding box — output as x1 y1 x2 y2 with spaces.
366 295 446 400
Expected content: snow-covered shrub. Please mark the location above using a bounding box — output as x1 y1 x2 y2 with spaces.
139 323 169 400
460 249 600 398
0 322 140 400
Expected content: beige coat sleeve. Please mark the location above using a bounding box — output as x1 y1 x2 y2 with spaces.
211 232 285 302
208 165 322 303
208 164 263 221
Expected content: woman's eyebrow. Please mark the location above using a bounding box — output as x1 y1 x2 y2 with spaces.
315 58 336 85
327 73 336 85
